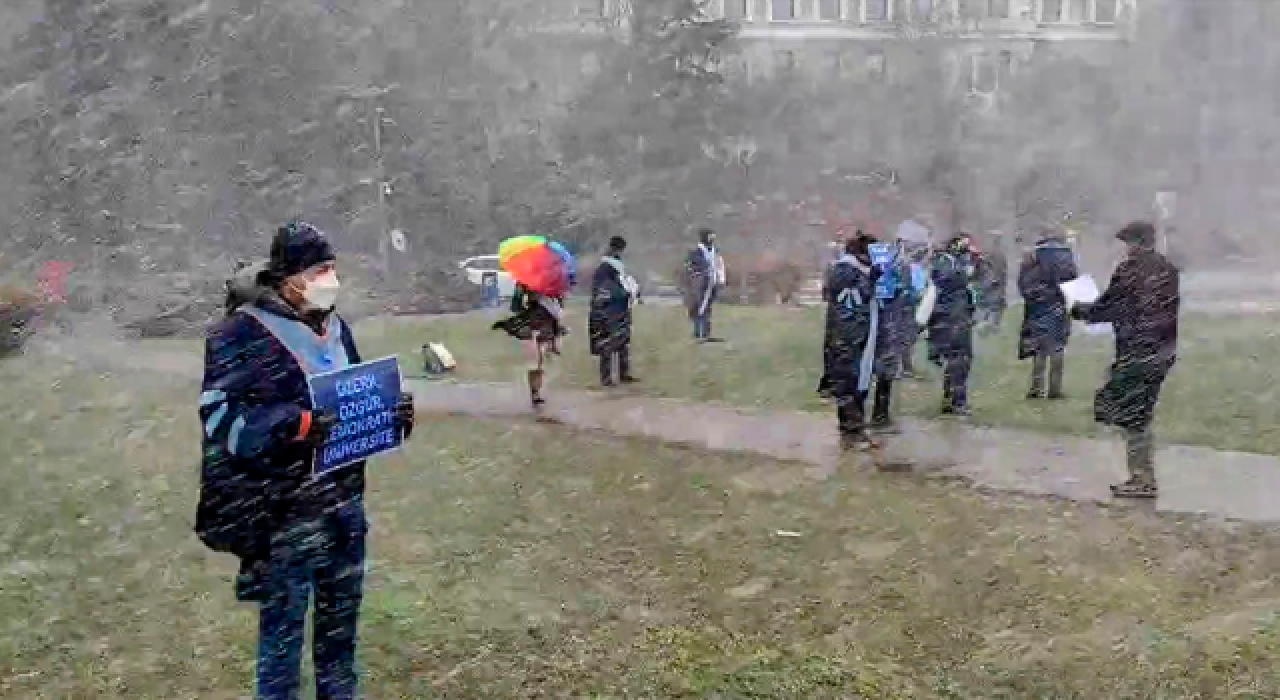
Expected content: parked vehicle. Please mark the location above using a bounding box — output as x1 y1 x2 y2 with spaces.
457 255 515 299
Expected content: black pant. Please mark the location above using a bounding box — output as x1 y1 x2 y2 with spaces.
1030 350 1066 396
599 345 631 384
836 397 865 436
870 376 893 424
941 352 972 408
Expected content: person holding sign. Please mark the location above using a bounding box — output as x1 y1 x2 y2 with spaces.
1071 221 1179 499
865 236 914 433
196 221 416 699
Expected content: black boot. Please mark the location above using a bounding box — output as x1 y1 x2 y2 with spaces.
869 378 897 434
617 346 637 383
599 354 615 387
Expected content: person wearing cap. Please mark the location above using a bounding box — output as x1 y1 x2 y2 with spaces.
1071 221 1179 499
1017 225 1080 399
589 235 640 386
197 221 417 699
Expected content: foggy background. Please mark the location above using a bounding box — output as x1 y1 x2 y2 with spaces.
0 0 1274 327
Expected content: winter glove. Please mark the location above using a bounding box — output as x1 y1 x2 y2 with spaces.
394 391 416 441
1070 302 1092 321
298 408 338 448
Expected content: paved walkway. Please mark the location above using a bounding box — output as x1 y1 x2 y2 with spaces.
408 379 1280 524
38 330 1280 524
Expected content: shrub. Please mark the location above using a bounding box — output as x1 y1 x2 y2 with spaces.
0 285 43 354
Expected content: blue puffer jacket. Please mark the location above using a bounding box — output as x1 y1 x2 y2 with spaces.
195 272 365 564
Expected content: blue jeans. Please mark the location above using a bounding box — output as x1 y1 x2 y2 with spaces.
256 503 367 700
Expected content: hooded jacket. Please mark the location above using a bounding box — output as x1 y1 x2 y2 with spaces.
196 265 365 562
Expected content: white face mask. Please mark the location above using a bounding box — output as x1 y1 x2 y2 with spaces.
299 271 341 310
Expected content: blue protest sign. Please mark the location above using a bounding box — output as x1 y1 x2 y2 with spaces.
868 242 894 267
868 243 897 299
307 356 403 475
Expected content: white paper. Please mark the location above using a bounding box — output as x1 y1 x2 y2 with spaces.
1059 275 1111 335
1059 275 1100 307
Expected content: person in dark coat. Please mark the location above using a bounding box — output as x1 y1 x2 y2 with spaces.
1017 229 1080 399
1071 221 1179 499
818 233 858 397
493 283 567 410
823 235 882 449
927 233 979 415
589 235 638 386
866 235 915 432
976 231 1009 329
197 221 416 700
685 227 723 342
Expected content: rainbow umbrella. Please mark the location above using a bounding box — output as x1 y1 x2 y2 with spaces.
498 235 574 297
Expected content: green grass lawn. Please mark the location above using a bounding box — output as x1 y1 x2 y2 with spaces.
359 305 1280 455
7 353 1280 697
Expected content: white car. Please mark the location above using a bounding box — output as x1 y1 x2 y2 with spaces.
457 255 515 298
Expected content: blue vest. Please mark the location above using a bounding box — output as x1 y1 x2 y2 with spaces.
239 306 351 378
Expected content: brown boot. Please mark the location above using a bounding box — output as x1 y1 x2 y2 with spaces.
1114 427 1158 499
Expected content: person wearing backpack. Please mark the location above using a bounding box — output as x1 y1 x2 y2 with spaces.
197 221 416 700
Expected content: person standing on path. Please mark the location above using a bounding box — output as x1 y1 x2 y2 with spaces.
197 221 416 700
823 235 882 449
685 227 725 342
927 233 979 416
1017 226 1080 399
867 234 915 434
589 235 639 387
1071 221 1179 499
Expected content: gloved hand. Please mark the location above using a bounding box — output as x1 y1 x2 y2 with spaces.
301 408 338 448
394 392 416 441
1070 302 1092 321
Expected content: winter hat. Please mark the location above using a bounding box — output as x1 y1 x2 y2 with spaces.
607 235 627 253
1116 220 1156 247
266 220 336 282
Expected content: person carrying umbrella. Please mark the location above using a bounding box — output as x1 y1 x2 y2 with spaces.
491 236 575 410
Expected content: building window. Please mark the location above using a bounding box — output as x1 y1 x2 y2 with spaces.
721 0 751 20
913 0 934 20
574 0 604 16
1068 0 1087 21
989 0 1010 18
961 0 1010 19
1095 0 1118 23
771 0 799 20
865 0 890 20
819 0 842 20
1039 0 1063 22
